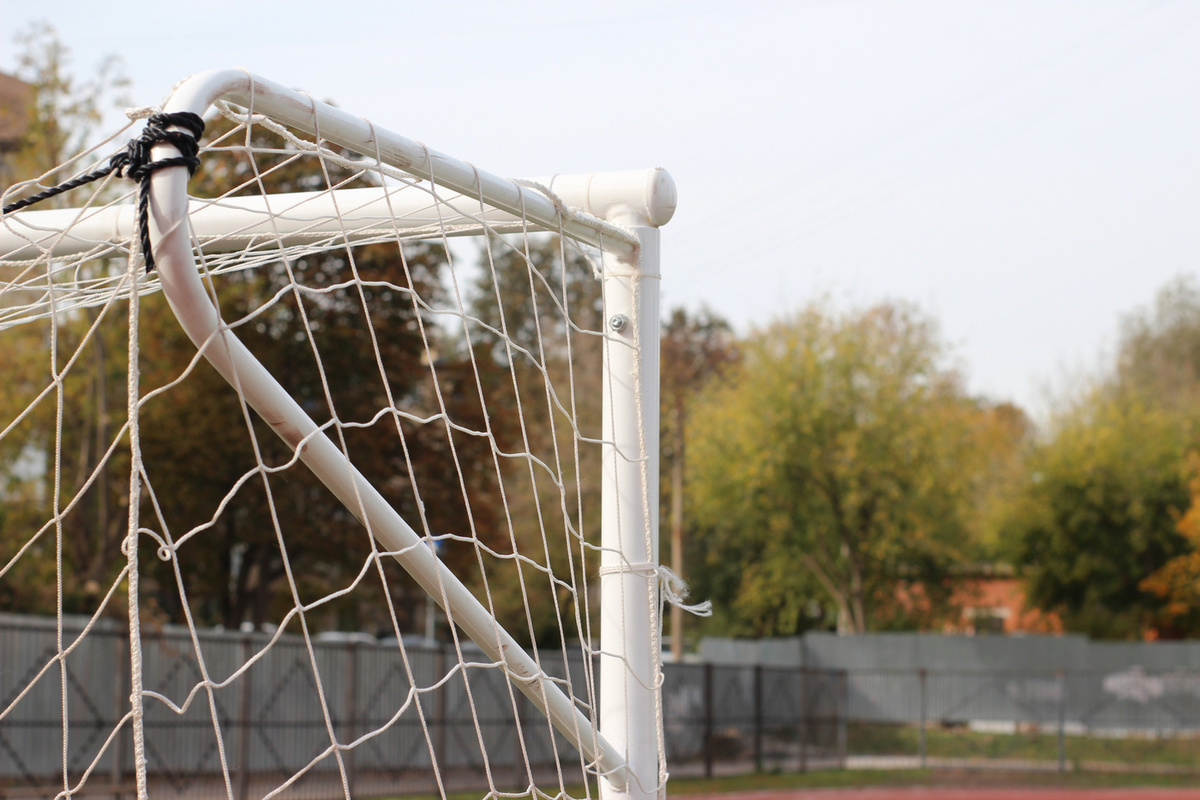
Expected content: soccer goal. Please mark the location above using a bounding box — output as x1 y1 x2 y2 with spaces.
0 68 673 800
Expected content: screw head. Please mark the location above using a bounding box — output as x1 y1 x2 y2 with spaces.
609 314 628 332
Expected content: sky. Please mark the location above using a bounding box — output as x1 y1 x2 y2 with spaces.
2 0 1198 420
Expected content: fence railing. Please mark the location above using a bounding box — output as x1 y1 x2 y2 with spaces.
4 619 1200 799
665 663 1200 779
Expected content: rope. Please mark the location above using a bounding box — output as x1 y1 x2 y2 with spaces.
596 562 713 617
2 112 205 272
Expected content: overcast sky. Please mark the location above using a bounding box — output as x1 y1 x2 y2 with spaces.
3 0 1198 419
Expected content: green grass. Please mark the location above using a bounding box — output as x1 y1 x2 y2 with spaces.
368 765 1200 800
848 722 1200 769
365 724 1200 800
667 768 1200 794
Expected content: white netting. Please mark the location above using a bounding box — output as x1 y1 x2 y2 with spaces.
0 81 662 800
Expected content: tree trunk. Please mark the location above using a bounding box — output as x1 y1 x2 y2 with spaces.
848 555 866 633
670 401 685 662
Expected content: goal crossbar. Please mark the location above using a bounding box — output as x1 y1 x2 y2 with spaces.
169 71 673 255
0 171 675 262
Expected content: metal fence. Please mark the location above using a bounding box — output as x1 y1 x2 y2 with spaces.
666 663 1200 779
1 619 589 800
5 620 1200 800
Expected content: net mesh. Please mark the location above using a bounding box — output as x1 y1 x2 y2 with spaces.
1 95 648 800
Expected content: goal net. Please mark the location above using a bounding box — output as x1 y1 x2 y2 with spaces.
0 69 673 800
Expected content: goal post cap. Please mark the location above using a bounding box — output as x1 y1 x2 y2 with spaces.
544 168 676 229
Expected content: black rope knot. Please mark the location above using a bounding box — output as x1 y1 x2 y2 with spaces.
1 111 205 273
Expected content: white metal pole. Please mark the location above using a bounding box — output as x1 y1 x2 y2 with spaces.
600 220 662 800
1 171 675 261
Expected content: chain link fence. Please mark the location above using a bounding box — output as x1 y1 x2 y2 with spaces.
5 618 1200 799
0 618 587 800
666 663 1200 779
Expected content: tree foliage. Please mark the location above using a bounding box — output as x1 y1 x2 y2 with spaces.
464 235 607 645
0 35 614 648
1140 453 1200 637
3 22 128 198
660 307 739 657
128 111 490 632
1007 391 1189 638
686 302 997 635
0 26 131 615
1005 277 1200 639
1117 277 1200 411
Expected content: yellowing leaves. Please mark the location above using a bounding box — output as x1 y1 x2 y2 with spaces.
685 300 1014 635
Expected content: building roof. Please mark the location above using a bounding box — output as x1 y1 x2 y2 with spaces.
0 72 32 147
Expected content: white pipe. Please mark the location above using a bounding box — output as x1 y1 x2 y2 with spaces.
144 69 658 788
165 70 675 257
1 168 676 261
599 223 661 800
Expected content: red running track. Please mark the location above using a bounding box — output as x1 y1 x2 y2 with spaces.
679 789 1200 800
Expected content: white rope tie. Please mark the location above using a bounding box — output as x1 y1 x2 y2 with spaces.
597 563 713 617
125 106 159 121
512 179 569 217
597 561 658 578
659 565 712 617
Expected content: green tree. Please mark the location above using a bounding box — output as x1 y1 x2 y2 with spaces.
660 307 738 659
130 112 477 632
687 302 991 635
0 25 131 616
5 21 128 199
463 235 606 646
1007 390 1189 638
1140 453 1200 638
1004 277 1200 639
1117 276 1200 414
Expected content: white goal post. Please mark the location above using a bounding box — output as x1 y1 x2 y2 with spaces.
0 68 674 800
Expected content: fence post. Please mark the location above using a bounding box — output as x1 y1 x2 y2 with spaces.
112 630 128 800
837 670 848 769
919 669 927 769
753 665 763 773
703 663 714 779
435 644 447 772
1056 669 1066 773
237 635 252 800
514 686 528 783
798 667 808 774
344 641 359 797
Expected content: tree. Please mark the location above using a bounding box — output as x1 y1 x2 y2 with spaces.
1006 390 1190 639
1117 276 1200 413
463 235 608 645
686 302 992 635
1004 277 1200 639
0 26 131 616
1140 453 1200 638
659 307 738 659
129 112 476 632
4 22 128 199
